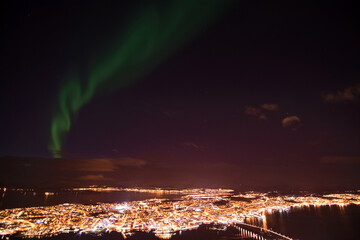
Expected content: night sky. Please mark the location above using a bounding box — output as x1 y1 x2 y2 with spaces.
0 0 360 189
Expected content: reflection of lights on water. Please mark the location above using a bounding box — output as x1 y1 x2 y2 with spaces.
1 188 6 198
261 211 267 230
44 192 54 200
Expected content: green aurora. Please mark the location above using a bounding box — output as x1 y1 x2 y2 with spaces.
49 0 231 157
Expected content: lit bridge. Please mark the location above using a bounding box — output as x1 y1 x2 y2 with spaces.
234 222 294 240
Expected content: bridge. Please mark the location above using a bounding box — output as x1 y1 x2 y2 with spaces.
234 222 294 240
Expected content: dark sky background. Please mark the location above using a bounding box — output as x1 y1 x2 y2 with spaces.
0 0 359 190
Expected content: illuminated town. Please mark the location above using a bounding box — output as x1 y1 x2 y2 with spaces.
0 188 359 239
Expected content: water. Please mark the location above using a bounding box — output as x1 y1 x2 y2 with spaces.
265 204 360 240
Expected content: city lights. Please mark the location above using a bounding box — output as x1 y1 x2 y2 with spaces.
1 188 359 239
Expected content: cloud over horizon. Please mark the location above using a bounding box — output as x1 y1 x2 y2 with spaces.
59 157 147 173
244 106 267 120
282 115 301 130
323 84 360 103
244 104 279 120
1 155 360 190
321 156 360 164
261 104 279 111
78 174 111 181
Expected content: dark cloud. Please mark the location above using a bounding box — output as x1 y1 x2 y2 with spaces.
115 157 148 167
59 157 147 172
306 133 336 149
160 108 179 118
1 156 360 190
321 156 360 164
128 153 172 162
244 104 279 120
282 115 301 130
182 142 204 151
244 106 266 120
323 84 360 103
59 158 116 172
261 104 279 111
78 174 111 181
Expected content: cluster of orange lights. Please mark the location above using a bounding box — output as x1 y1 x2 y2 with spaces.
0 188 359 239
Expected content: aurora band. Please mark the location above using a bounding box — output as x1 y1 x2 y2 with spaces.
49 0 231 157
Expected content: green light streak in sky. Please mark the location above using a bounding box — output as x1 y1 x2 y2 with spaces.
49 0 230 157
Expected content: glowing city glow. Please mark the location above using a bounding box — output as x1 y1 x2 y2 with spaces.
1 188 359 239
